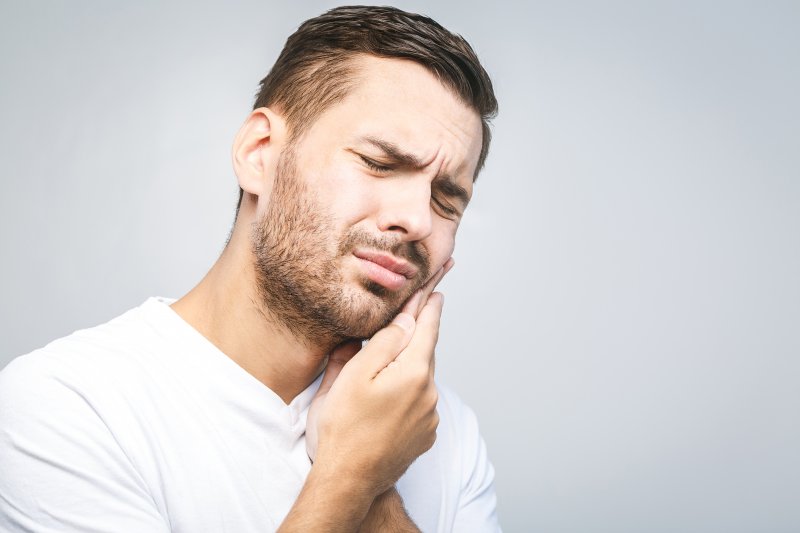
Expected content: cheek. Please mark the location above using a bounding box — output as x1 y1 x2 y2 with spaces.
316 167 377 225
427 231 457 271
327 190 375 229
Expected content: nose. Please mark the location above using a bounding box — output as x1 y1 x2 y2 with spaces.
376 180 433 242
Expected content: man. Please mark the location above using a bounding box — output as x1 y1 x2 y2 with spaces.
0 6 499 532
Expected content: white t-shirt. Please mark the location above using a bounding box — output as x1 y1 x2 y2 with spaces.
0 297 500 532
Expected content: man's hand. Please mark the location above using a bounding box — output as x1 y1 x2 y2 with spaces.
306 258 452 469
284 260 451 532
311 291 442 493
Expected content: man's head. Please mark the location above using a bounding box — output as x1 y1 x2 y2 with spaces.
239 5 497 212
232 6 497 345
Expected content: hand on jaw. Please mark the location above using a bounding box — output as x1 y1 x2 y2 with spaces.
285 258 453 531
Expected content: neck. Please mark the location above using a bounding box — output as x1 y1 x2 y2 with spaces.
170 220 333 404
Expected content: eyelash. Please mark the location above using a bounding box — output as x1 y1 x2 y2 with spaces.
359 155 392 173
433 198 459 217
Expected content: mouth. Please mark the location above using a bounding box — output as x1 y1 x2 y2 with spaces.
352 248 419 291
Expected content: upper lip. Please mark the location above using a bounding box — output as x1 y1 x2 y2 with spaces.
353 248 419 279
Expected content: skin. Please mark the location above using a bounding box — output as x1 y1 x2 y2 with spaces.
171 55 483 531
249 139 433 346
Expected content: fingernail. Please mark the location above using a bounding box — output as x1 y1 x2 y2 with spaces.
393 312 415 331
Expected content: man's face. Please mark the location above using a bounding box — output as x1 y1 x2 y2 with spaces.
251 55 483 343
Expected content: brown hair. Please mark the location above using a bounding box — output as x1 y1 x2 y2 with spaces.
239 5 497 210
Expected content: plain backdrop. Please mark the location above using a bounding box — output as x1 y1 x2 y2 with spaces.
1 1 798 532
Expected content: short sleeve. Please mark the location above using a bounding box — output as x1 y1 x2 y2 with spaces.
0 353 170 532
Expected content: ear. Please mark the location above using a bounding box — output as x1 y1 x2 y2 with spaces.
232 107 288 201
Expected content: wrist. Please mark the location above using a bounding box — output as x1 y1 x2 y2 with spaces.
311 446 391 501
306 461 376 508
277 463 381 532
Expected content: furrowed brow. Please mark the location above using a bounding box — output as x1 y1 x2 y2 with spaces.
361 136 425 169
435 177 471 207
359 135 471 206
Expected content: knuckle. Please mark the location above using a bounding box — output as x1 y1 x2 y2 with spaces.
424 431 437 452
378 324 406 343
410 367 431 390
365 328 404 353
429 389 439 406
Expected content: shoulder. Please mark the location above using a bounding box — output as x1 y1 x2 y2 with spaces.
0 301 166 446
0 303 172 530
0 302 143 422
1 301 164 396
0 335 129 455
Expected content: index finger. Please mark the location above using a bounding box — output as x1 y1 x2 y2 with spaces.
396 292 444 366
401 257 454 319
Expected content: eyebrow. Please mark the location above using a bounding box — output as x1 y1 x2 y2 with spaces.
359 135 471 207
360 135 425 169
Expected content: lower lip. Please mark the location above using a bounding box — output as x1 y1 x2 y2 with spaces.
355 256 408 291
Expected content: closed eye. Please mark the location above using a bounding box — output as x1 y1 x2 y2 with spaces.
433 197 460 219
359 154 393 173
431 180 468 220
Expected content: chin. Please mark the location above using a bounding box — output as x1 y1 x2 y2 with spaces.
338 289 401 339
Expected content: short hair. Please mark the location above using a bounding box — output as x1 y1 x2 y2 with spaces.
238 5 498 211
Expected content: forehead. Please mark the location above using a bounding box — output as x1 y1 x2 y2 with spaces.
302 55 483 185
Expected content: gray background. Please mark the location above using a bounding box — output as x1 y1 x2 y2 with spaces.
1 1 798 531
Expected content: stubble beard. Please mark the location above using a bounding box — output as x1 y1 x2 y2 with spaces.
250 145 431 348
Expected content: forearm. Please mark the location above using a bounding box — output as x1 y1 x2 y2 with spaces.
359 487 419 533
278 467 418 533
277 466 374 532
291 286 444 532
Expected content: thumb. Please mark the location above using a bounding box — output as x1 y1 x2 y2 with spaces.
316 340 362 396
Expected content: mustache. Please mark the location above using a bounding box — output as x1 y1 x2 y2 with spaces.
338 228 430 278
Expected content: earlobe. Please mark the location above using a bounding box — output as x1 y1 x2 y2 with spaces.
232 107 287 200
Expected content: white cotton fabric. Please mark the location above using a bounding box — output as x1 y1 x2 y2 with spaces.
0 297 500 532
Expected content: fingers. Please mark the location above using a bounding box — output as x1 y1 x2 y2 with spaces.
402 257 454 319
400 290 424 317
417 258 452 314
397 292 443 368
348 312 416 377
442 256 455 274
345 259 452 379
316 340 361 396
